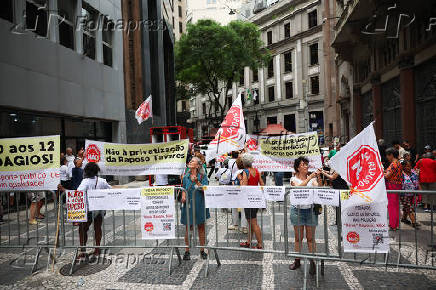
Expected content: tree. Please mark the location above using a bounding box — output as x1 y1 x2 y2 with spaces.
175 19 270 126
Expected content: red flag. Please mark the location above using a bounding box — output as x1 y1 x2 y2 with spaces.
135 95 152 124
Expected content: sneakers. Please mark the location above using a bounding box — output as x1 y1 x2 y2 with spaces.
28 219 37 225
228 225 239 231
183 251 191 261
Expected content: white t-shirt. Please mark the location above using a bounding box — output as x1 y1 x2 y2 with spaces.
77 176 111 192
60 165 69 181
290 176 317 209
227 159 239 180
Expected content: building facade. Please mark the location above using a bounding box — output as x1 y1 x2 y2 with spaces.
187 0 243 26
333 0 436 151
122 0 178 144
0 0 125 152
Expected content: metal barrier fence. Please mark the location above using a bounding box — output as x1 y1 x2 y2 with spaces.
1 186 436 287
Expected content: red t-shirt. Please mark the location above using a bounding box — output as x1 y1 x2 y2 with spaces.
247 168 261 185
416 158 436 183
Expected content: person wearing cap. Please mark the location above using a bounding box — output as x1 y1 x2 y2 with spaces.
415 152 436 212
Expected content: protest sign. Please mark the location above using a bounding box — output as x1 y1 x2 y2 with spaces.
84 139 188 176
0 135 60 191
88 188 141 211
250 132 322 172
66 190 87 222
330 123 389 253
141 187 176 239
263 186 285 202
341 200 389 253
204 186 266 208
289 188 313 205
313 189 339 207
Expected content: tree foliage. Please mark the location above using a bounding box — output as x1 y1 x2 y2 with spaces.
175 19 270 124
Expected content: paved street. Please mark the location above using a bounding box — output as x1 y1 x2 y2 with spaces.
0 176 435 289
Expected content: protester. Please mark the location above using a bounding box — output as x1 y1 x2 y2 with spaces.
415 152 436 212
402 141 416 165
227 151 242 231
384 147 403 230
289 157 321 275
328 144 336 159
231 157 248 234
28 192 45 225
320 167 348 225
400 160 419 227
194 151 208 176
60 157 70 190
71 158 84 190
66 147 75 178
239 153 264 249
180 157 210 260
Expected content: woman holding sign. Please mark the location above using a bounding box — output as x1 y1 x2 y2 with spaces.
180 157 210 260
76 162 111 258
289 157 322 275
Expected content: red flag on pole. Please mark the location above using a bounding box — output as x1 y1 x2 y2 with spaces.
135 95 153 124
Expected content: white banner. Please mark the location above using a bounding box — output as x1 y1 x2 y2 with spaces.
330 123 389 253
263 186 285 202
87 188 141 211
341 201 389 253
83 139 188 176
290 188 314 205
204 186 266 208
250 132 322 172
313 189 340 207
66 190 87 223
141 187 176 240
0 135 60 191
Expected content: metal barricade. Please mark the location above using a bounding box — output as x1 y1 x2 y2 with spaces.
0 190 59 273
190 186 436 288
57 186 190 275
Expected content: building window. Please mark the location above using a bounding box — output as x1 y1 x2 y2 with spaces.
103 17 114 67
58 0 75 50
252 69 258 82
202 103 207 115
179 21 183 34
267 59 274 78
284 22 290 38
239 70 244 86
284 50 292 72
310 76 319 95
0 0 13 22
284 114 296 132
254 89 259 105
268 86 275 102
285 82 293 99
308 10 317 29
309 43 318 65
82 2 98 60
178 5 182 17
26 0 48 38
267 30 273 45
267 116 277 125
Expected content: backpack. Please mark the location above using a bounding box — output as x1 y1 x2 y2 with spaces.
219 168 232 185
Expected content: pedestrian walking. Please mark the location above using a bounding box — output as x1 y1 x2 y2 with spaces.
180 157 210 260
76 162 111 258
289 157 321 275
239 153 264 249
400 160 419 228
384 147 403 230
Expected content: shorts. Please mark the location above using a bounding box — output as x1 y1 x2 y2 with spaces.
290 207 318 226
28 192 45 203
421 183 436 204
244 208 259 220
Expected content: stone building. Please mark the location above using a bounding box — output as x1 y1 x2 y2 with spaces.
332 0 436 150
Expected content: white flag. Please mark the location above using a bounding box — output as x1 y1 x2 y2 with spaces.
135 95 152 124
206 94 246 162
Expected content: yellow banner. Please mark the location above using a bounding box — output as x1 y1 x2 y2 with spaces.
141 186 174 197
104 139 188 167
0 135 60 172
260 132 320 158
